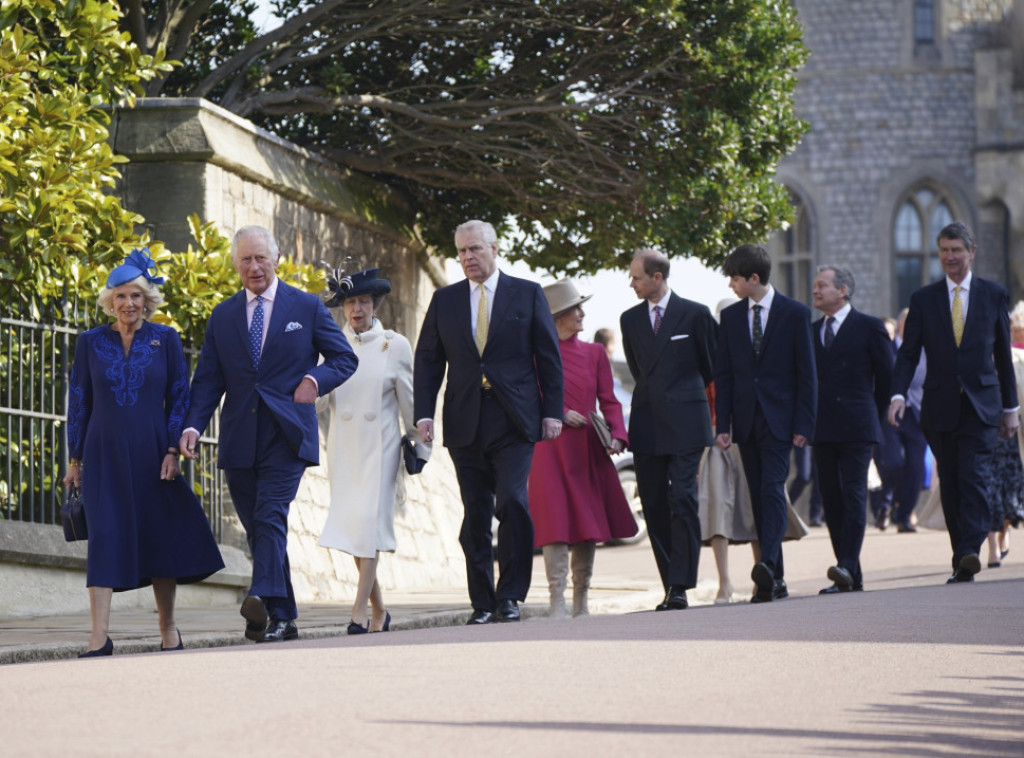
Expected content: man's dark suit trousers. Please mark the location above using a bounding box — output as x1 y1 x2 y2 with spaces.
448 392 535 612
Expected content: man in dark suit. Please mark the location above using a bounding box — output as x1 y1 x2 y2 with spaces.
180 226 357 642
620 249 716 611
810 265 893 594
889 308 929 532
714 244 817 603
889 221 1019 584
414 219 563 624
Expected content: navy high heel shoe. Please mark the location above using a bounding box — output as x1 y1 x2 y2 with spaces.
160 628 184 651
78 637 113 658
376 610 391 632
347 620 369 635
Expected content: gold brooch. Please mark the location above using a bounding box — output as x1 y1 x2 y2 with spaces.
382 340 390 352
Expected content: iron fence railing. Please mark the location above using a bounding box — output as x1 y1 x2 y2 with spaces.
0 303 224 541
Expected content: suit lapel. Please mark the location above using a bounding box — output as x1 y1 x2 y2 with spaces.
262 279 293 358
451 279 475 353
760 293 785 356
487 273 513 355
932 281 958 347
225 291 252 364
812 315 825 364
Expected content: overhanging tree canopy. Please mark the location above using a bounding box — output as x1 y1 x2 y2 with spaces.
127 0 808 274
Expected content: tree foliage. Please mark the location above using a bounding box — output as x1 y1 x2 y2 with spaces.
125 0 809 274
0 0 173 315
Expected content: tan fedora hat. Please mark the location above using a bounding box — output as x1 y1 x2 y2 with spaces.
543 278 592 316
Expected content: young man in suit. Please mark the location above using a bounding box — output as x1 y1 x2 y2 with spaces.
180 226 357 643
888 221 1019 584
620 249 717 611
414 220 563 624
810 265 893 594
714 244 817 603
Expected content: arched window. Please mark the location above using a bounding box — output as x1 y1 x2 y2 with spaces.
893 187 953 308
767 189 814 305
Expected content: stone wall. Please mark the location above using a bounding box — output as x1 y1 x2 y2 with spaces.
777 0 1018 317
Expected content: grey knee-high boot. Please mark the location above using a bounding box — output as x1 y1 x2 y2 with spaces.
542 543 570 619
571 543 596 617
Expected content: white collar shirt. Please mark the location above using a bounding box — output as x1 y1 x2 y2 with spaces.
747 284 775 340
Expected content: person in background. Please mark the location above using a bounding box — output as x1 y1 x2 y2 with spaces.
714 244 817 604
593 327 633 410
64 249 224 657
318 268 429 633
529 281 636 618
620 249 717 611
810 265 893 594
984 300 1024 568
889 222 1019 585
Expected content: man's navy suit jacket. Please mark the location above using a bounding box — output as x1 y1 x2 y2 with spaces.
620 293 716 454
185 280 357 468
714 291 817 445
812 307 893 444
892 277 1016 432
413 272 563 447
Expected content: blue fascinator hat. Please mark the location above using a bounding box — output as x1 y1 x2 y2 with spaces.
106 248 165 289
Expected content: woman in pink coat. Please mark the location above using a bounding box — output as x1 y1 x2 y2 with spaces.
528 279 637 617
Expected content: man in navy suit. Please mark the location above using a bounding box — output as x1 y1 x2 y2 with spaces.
889 221 1019 584
620 249 717 611
414 220 563 624
180 226 357 642
810 265 893 594
714 244 817 603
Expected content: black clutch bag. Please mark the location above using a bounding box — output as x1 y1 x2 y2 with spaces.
61 485 88 542
402 434 426 475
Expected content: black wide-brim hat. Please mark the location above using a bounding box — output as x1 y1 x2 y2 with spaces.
326 267 392 307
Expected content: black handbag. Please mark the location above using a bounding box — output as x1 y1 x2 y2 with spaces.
402 434 426 475
61 485 88 541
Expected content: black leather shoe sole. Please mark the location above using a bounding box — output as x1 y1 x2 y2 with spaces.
827 566 854 589
241 595 270 642
751 562 774 593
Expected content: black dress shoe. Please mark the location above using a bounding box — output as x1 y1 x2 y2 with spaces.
751 562 774 593
819 582 864 595
78 636 113 658
772 579 788 600
466 609 496 625
259 619 298 643
896 523 917 533
827 565 854 590
948 553 981 584
750 588 773 604
240 595 269 642
655 586 688 611
496 599 521 622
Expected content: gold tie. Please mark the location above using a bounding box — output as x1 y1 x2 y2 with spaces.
475 284 489 355
951 285 964 347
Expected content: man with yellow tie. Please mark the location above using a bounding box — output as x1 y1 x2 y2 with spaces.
889 222 1019 584
414 220 563 624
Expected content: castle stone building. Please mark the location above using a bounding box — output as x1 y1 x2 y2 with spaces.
769 0 1024 318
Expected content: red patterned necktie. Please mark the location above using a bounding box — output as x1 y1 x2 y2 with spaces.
652 305 663 335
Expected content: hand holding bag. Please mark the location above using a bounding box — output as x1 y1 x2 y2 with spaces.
402 434 427 475
61 485 88 541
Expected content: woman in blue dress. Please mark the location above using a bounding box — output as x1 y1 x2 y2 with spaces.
62 250 224 657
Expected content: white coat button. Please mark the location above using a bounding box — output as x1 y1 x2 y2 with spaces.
364 411 377 421
340 411 353 421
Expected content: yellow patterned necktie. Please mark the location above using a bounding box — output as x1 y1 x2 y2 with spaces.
951 285 964 347
475 284 489 355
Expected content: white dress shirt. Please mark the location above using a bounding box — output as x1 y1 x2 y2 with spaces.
748 284 776 340
820 302 851 345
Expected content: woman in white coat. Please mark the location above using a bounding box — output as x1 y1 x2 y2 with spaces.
318 268 429 633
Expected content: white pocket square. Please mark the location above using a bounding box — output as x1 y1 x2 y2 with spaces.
285 322 303 332
670 334 690 341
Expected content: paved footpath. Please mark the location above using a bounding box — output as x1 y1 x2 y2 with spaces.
3 526 1023 757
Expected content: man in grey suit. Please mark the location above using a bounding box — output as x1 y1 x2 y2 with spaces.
620 249 717 611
